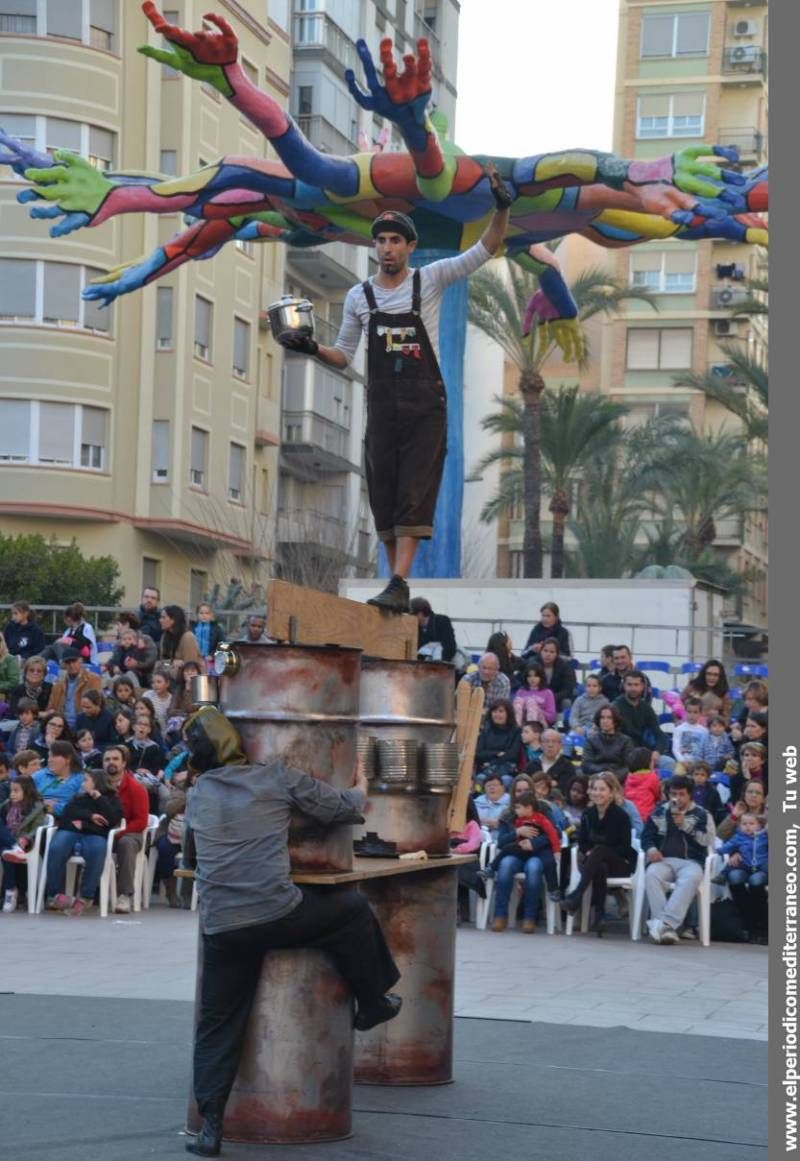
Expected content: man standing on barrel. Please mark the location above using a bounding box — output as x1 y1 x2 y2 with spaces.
281 170 512 612
181 707 401 1157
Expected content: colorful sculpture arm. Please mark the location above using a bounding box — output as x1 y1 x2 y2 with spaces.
517 245 584 362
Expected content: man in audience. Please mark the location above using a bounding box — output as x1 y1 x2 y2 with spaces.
102 744 150 914
238 613 269 644
473 772 510 833
459 653 510 710
46 649 102 730
641 773 714 944
75 689 116 748
613 671 668 761
108 624 157 687
2 601 46 660
526 729 576 796
34 741 83 817
410 597 457 663
600 645 652 702
138 586 163 645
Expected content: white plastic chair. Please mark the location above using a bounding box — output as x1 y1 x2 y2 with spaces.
134 814 161 911
478 837 575 935
36 819 126 917
474 841 496 930
11 815 54 915
642 852 715 946
571 847 646 940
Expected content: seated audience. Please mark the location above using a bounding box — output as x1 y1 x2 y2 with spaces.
681 659 731 722
527 729 576 797
714 811 768 943
623 747 662 822
13 749 42 779
108 625 157 688
159 605 203 680
581 705 634 779
568 673 610 736
168 659 202 720
154 767 197 908
75 729 103 771
45 602 98 665
191 602 225 662
411 597 457 664
482 791 561 901
102 745 150 915
717 780 766 841
641 774 714 944
111 708 135 747
0 755 9 807
474 700 521 788
7 655 52 717
8 698 39 755
473 772 510 833
34 713 75 760
459 653 511 710
700 714 736 771
528 771 569 831
690 760 727 825
563 772 636 933
536 638 576 713
109 673 140 714
33 741 84 818
0 630 20 709
0 776 45 912
513 664 556 727
521 602 571 659
732 680 768 728
672 697 709 763
486 631 517 680
74 689 115 748
46 649 102 730
489 783 561 933
2 601 45 660
612 671 668 756
519 720 544 770
732 742 767 799
143 665 174 734
237 612 269 643
42 766 123 916
563 775 590 827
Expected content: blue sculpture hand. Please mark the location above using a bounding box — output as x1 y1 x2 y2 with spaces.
345 38 432 153
0 129 52 176
82 250 168 306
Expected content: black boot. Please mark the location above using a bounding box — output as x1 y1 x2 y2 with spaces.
354 992 403 1031
186 1111 223 1156
366 575 410 613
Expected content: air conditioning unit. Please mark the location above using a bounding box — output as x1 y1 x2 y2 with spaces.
194 342 209 360
713 319 739 337
152 468 169 481
711 363 735 378
733 19 757 36
713 287 749 308
156 337 172 350
731 44 760 63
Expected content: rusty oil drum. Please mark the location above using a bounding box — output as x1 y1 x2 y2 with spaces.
217 642 361 873
357 658 455 855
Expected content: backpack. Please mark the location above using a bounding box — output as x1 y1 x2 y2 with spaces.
710 898 748 943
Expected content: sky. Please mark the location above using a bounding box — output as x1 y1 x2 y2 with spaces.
454 0 621 157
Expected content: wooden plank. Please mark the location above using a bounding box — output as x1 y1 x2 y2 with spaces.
265 578 417 660
448 685 484 832
177 853 476 887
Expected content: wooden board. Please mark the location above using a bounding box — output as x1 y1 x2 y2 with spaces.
448 685 484 832
177 853 476 887
265 578 418 660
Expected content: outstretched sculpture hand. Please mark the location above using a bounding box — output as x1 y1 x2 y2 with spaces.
346 38 433 153
626 145 746 218
23 151 112 226
0 129 52 176
138 2 238 96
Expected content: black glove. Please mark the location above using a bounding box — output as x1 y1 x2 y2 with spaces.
281 334 319 356
486 162 513 210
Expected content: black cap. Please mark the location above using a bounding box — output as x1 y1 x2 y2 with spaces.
370 211 418 243
61 647 82 661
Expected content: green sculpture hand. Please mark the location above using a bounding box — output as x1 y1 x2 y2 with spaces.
138 3 237 97
672 144 746 199
24 151 112 217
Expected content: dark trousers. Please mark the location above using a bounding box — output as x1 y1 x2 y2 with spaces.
729 879 768 936
573 846 631 914
489 844 558 893
194 886 400 1116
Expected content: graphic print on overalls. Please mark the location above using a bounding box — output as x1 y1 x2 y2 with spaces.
376 325 422 360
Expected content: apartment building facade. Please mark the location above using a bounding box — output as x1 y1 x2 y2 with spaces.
0 1 291 606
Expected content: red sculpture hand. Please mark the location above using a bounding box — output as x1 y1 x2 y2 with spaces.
378 38 432 105
141 2 238 66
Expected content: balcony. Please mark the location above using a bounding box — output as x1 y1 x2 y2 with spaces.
255 397 280 448
288 239 364 291
722 46 767 78
297 114 357 158
292 12 359 74
278 508 348 551
716 126 765 161
282 410 358 475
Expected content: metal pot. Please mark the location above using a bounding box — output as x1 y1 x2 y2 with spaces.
189 674 218 706
266 296 315 344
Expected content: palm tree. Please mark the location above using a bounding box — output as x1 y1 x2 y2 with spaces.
469 387 628 577
566 460 646 578
468 261 655 577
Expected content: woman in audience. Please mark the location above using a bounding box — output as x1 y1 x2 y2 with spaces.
133 697 164 748
537 638 577 714
0 630 20 712
143 665 173 735
717 779 767 841
7 655 52 717
681 659 732 721
451 797 485 924
159 606 203 680
490 780 561 933
43 766 123 916
154 766 197 908
485 631 516 680
0 775 45 912
513 663 556 727
111 707 135 747
522 602 571 658
563 772 636 935
168 659 202 720
732 680 768 728
474 700 522 789
581 705 634 779
74 689 115 748
34 712 75 759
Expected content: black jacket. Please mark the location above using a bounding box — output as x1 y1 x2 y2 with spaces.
523 620 571 657
601 670 653 703
8 681 52 716
75 709 116 748
60 791 123 836
417 611 457 663
3 619 45 660
527 754 577 797
581 730 634 778
475 721 522 769
578 803 635 870
128 738 164 775
137 605 163 645
544 658 577 706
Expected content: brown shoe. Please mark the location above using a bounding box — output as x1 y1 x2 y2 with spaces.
491 917 508 932
521 920 536 934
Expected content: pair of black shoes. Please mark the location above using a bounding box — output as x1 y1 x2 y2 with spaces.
186 1111 223 1157
366 575 410 613
354 992 403 1031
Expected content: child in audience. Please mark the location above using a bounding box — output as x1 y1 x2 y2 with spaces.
13 749 41 778
732 742 767 800
714 812 768 887
700 714 736 771
569 674 610 735
513 664 556 726
624 747 662 822
529 771 569 831
481 792 561 900
0 775 45 911
75 729 103 771
143 666 173 735
690 760 726 824
563 776 589 827
110 674 139 714
518 720 544 769
0 754 9 807
8 698 39 756
672 697 709 763
112 708 134 746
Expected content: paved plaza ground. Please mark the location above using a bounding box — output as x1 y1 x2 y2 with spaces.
0 902 767 1160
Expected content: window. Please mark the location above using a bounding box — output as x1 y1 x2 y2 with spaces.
142 557 160 591
46 0 82 40
152 420 170 481
190 427 208 488
0 400 108 468
268 0 289 30
160 150 177 176
157 287 174 348
0 2 36 35
79 406 106 468
622 398 691 428
0 259 36 320
161 10 180 74
0 399 30 461
43 262 81 326
194 295 213 360
242 58 258 87
1 0 116 46
190 569 208 608
0 259 114 331
228 443 245 502
45 117 82 159
626 328 693 370
89 0 115 49
637 93 704 139
88 126 114 170
630 250 697 293
233 317 250 378
641 11 710 58
298 85 313 116
0 115 117 176
235 236 254 257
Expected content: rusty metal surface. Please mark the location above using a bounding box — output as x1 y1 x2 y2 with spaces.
355 867 457 1085
219 643 361 872
360 792 451 855
187 946 353 1144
